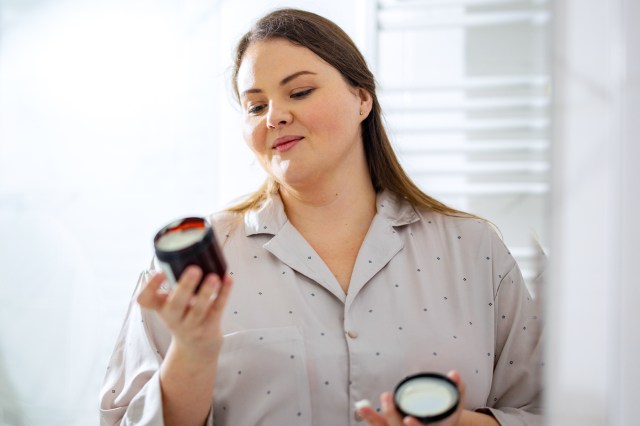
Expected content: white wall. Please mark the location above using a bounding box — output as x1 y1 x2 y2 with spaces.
617 4 640 424
546 0 640 424
0 1 222 424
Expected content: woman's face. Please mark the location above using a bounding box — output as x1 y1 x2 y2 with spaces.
236 38 371 191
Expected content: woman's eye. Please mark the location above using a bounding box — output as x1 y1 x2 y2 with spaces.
291 88 314 99
247 104 265 115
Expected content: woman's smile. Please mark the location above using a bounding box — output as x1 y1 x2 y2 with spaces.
272 135 304 153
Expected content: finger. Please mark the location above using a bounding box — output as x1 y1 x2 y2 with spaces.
446 370 461 385
184 274 221 326
137 272 166 310
162 266 202 323
445 370 466 426
380 392 403 425
355 400 388 426
207 273 234 317
403 418 423 426
446 370 466 399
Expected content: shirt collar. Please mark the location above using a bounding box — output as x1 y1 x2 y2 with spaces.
243 194 289 237
243 189 420 237
374 189 420 227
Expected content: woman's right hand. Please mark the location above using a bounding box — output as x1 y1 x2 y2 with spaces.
137 268 233 425
136 266 233 361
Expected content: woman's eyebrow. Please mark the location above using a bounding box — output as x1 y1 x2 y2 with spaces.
241 70 317 98
280 70 316 86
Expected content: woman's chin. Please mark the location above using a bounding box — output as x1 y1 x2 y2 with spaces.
271 164 311 187
273 173 320 193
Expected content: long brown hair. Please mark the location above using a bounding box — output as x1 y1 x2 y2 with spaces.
227 8 470 217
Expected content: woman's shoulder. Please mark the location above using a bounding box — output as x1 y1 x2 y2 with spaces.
415 208 509 255
414 208 514 268
415 206 496 236
381 191 495 237
209 208 242 223
208 209 244 239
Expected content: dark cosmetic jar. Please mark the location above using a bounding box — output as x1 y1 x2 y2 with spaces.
154 217 226 292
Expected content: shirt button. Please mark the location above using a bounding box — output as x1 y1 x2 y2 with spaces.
347 330 359 339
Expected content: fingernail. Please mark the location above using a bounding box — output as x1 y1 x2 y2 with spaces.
354 399 372 410
207 276 220 289
381 397 389 411
185 267 199 279
381 392 394 411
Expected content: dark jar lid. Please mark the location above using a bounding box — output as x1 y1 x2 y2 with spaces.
153 217 213 261
393 372 460 424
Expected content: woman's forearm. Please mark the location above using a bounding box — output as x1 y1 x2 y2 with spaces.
160 343 218 426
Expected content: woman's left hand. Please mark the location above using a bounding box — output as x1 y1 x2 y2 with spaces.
356 370 465 426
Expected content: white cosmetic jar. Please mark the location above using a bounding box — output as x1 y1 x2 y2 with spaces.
393 372 460 423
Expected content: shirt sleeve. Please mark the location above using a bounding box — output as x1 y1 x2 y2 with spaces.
99 268 215 426
480 232 544 426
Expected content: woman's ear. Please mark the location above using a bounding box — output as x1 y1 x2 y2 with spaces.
357 88 373 119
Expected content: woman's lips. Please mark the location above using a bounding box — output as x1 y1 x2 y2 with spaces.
272 136 303 153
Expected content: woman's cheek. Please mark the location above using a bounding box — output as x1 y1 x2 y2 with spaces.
242 122 263 154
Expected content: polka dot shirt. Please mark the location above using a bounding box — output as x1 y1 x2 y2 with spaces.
100 191 543 426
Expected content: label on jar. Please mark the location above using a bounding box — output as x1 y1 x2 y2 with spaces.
158 260 178 290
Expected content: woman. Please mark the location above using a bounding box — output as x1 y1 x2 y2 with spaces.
100 8 542 426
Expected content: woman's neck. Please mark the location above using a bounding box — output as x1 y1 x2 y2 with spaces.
279 176 377 234
277 169 377 293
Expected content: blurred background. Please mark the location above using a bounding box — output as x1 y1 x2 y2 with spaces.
0 0 637 424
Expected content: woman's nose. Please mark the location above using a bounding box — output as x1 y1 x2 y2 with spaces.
266 102 292 129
